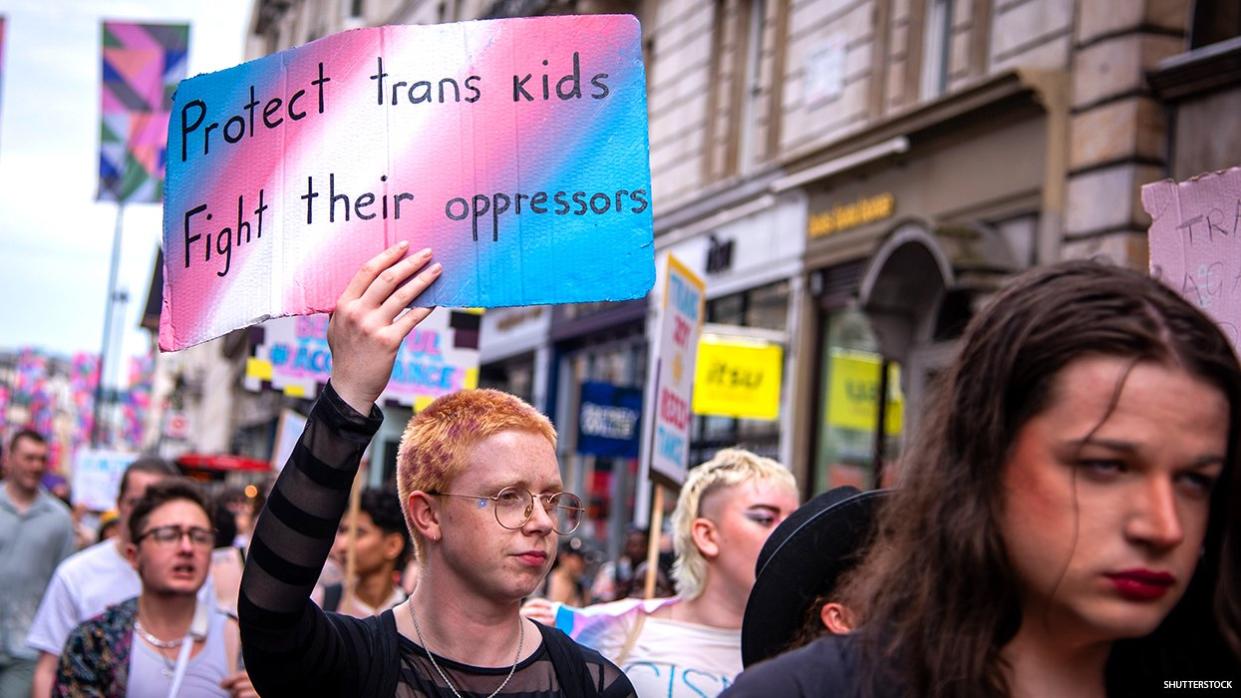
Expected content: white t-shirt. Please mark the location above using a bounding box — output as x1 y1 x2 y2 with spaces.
26 540 214 656
555 597 742 698
128 603 231 698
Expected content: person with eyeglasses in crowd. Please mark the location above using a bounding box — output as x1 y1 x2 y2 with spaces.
237 243 635 697
54 479 256 697
28 457 222 698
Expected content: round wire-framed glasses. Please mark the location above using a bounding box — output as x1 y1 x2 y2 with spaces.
430 487 584 534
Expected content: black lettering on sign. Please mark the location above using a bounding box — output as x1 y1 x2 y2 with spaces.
1179 215 1205 245
440 187 653 243
180 63 330 163
182 190 268 278
301 173 414 225
511 53 610 102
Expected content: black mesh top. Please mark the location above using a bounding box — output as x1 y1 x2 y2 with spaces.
238 382 634 697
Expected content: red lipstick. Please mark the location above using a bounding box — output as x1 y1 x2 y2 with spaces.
1105 569 1175 601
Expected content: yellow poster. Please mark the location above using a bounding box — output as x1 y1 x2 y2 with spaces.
826 349 903 434
692 338 783 421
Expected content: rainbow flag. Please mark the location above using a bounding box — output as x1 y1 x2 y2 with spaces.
98 21 189 203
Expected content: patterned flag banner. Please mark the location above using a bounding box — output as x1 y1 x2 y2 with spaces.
0 349 99 473
98 21 189 202
160 16 653 351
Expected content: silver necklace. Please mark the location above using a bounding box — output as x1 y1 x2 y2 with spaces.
407 601 523 698
134 619 185 650
134 619 184 677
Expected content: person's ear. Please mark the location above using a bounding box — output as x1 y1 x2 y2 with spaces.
382 531 405 562
124 542 140 571
407 492 442 546
820 602 855 635
690 517 720 560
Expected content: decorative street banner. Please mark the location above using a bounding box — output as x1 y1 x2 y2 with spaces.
1145 166 1241 348
642 256 705 486
99 21 189 202
692 335 783 421
577 381 642 458
161 16 654 351
244 308 481 409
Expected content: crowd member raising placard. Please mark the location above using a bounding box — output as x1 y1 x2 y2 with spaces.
237 242 634 697
524 448 799 697
724 260 1241 697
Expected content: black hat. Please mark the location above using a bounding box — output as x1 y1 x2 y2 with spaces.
740 486 889 667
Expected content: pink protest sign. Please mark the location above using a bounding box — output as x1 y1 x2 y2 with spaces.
1144 166 1241 346
161 15 654 351
244 309 481 407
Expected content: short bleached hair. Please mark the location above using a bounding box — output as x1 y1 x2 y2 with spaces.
396 389 557 560
670 448 796 600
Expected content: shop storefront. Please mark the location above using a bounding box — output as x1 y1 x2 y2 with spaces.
655 192 807 470
548 301 647 560
794 71 1066 493
478 305 552 412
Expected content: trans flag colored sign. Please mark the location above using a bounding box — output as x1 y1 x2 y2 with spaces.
161 16 654 351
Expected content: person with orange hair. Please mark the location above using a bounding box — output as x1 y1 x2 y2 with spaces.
238 242 634 697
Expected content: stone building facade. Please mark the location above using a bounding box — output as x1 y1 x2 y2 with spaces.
214 0 1228 505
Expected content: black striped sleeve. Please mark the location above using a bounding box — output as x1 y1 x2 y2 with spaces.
238 380 383 696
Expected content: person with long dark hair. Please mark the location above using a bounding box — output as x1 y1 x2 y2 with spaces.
726 260 1240 697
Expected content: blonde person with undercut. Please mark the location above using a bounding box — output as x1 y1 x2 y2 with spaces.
238 243 633 697
524 449 800 697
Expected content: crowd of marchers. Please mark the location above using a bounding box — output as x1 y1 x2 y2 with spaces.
1 246 1238 698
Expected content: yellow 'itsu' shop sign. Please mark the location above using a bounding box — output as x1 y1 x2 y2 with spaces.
692 336 783 421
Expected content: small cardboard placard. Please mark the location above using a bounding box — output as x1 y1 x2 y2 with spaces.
1144 166 1241 347
642 256 705 487
161 15 654 351
71 449 137 511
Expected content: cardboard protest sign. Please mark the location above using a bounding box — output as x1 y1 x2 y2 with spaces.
244 309 481 408
641 256 705 486
1144 166 1241 347
161 15 654 351
72 449 137 511
270 408 307 471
